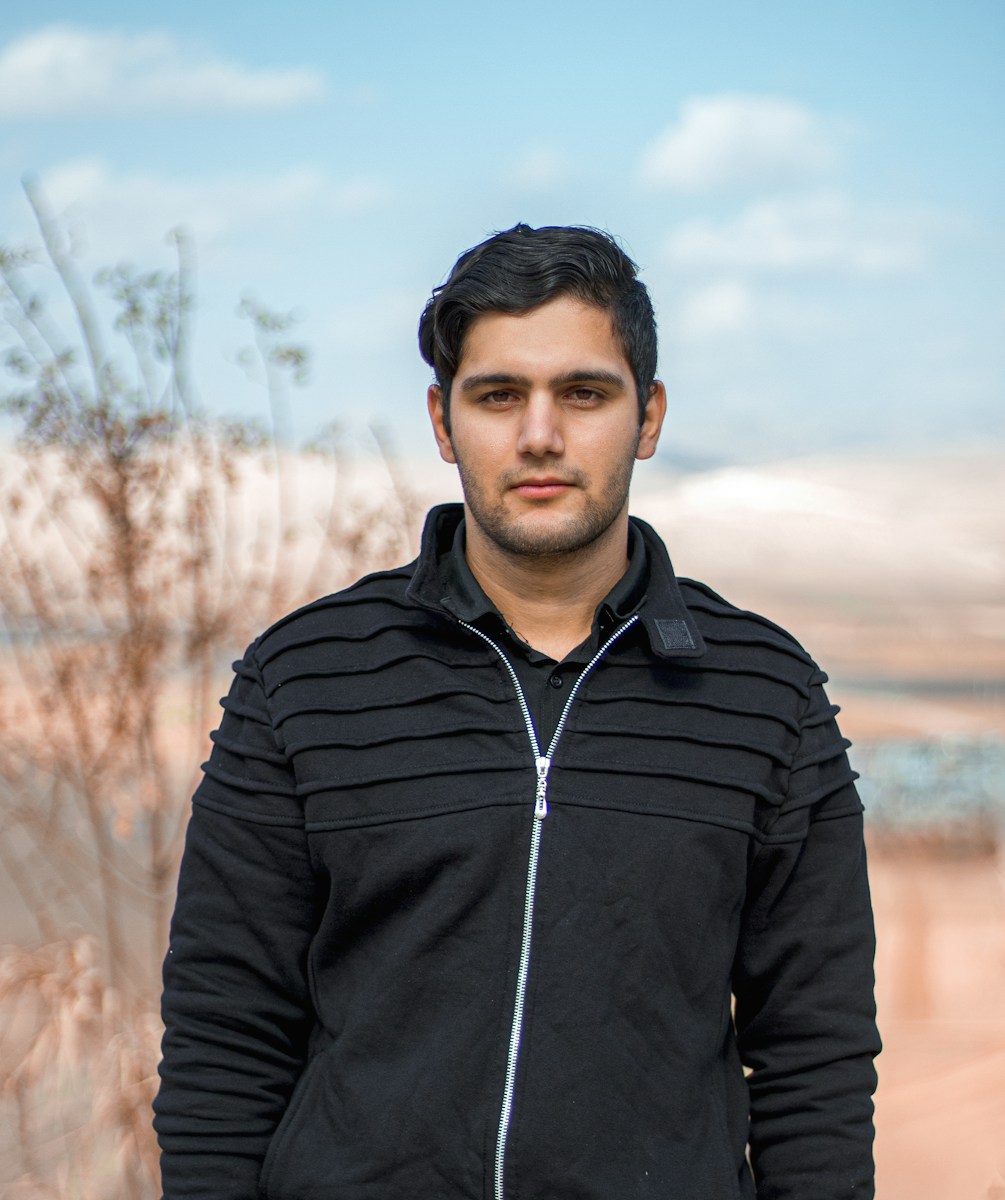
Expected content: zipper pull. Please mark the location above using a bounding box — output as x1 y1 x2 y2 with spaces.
535 756 551 818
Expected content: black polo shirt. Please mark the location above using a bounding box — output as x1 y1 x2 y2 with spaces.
440 519 648 751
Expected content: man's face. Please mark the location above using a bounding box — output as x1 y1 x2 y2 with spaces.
428 296 666 560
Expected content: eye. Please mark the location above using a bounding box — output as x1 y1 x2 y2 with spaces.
479 390 518 407
567 387 603 406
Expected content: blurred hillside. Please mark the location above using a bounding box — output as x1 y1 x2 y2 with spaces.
631 447 1005 741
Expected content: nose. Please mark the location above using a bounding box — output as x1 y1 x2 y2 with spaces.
516 393 564 458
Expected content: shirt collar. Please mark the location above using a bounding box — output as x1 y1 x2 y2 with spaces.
437 516 649 664
407 503 706 661
441 516 647 625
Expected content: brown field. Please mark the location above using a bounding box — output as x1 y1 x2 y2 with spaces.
869 846 1005 1198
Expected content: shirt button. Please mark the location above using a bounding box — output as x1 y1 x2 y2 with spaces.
548 674 563 689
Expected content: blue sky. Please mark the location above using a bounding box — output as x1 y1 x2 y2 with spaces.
1 1 1002 465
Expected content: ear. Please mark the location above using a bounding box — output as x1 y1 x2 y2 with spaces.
635 380 667 462
427 385 456 464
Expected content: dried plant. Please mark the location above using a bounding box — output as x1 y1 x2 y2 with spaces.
0 183 420 1196
0 938 160 1199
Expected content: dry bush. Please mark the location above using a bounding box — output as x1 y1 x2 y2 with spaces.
0 938 160 1200
0 183 421 1197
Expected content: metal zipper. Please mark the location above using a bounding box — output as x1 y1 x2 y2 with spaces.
460 614 639 1200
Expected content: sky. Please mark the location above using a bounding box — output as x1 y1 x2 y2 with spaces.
1 0 1002 467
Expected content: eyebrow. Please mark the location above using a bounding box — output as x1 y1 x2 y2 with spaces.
458 368 628 394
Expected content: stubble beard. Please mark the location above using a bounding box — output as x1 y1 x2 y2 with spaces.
455 443 639 561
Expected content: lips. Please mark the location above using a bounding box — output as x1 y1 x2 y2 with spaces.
510 478 575 499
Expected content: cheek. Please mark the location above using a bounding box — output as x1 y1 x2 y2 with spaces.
451 422 515 469
578 421 640 474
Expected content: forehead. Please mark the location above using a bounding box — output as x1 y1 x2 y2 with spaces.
458 296 624 374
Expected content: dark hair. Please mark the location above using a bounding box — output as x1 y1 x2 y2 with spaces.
418 224 657 431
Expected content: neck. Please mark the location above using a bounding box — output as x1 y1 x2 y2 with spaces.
464 512 631 661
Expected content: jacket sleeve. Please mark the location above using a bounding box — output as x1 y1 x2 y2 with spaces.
153 642 319 1199
732 666 881 1200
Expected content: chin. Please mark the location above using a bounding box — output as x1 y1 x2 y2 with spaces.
484 511 617 559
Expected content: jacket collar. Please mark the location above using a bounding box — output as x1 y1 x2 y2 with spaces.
406 503 706 661
629 514 707 659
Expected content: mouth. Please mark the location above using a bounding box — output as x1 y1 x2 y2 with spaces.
509 477 577 500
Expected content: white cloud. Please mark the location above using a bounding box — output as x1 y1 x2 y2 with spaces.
41 159 321 250
0 24 325 117
29 158 385 263
665 193 930 276
678 281 752 338
506 144 575 191
639 94 841 193
676 279 835 341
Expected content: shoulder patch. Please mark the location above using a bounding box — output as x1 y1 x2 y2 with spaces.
653 618 696 651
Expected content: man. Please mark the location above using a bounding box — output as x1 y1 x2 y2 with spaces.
154 224 880 1199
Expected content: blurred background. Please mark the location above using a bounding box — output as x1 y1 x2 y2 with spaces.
0 2 1002 1196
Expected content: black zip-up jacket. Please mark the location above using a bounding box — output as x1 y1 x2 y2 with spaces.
154 505 880 1200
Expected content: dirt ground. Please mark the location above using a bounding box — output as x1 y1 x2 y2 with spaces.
869 845 1005 1198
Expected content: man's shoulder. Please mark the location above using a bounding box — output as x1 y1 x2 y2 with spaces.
632 516 816 673
674 575 817 670
252 558 426 663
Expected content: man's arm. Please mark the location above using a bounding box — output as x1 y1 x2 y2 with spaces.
733 666 881 1200
153 644 319 1199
